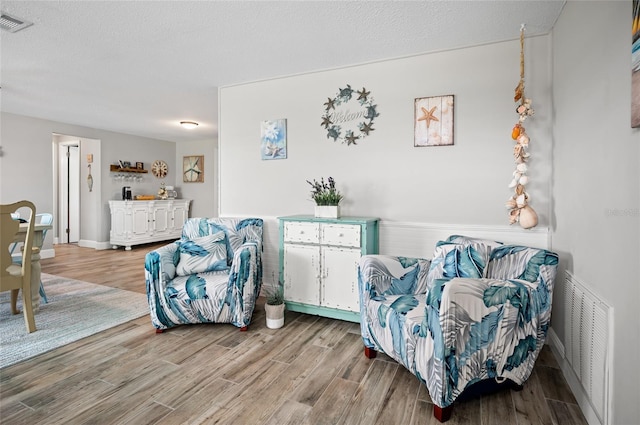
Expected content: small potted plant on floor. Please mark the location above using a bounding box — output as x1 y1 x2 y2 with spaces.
264 277 285 329
307 176 343 218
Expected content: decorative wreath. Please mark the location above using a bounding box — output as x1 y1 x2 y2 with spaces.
321 84 379 145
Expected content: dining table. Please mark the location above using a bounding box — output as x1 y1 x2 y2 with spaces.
13 222 53 312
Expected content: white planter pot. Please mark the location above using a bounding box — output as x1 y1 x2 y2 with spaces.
315 205 340 219
265 303 285 329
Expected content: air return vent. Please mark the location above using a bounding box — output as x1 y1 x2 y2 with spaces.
0 13 33 33
564 271 611 425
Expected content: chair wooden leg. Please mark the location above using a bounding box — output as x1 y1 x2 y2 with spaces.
10 289 19 314
22 282 36 333
433 405 453 422
364 346 377 359
239 326 248 332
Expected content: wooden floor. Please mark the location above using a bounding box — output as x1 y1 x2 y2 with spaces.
0 243 588 425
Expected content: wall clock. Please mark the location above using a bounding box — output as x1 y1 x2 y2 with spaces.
183 155 204 183
151 160 168 178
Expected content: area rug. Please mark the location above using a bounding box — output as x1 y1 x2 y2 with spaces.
0 273 149 369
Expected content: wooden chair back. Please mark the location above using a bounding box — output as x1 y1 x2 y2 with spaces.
1 200 37 333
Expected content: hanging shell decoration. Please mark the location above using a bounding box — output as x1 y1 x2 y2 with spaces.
506 25 538 229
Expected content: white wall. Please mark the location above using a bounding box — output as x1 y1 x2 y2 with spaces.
219 36 553 226
0 112 179 247
175 138 218 218
552 2 640 424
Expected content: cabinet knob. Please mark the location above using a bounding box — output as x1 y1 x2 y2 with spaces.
338 233 344 237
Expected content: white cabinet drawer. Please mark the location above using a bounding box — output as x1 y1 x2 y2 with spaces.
284 221 319 244
321 224 360 248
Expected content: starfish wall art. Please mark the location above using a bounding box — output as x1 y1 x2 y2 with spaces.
414 95 454 147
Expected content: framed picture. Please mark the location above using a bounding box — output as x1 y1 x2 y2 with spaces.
632 0 639 127
414 95 454 147
183 155 204 183
261 119 287 160
135 161 144 170
122 161 131 168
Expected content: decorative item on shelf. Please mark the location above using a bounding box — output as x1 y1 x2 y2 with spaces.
152 160 168 178
87 164 93 192
136 162 144 170
264 273 285 329
321 84 379 145
307 176 343 218
506 24 538 230
158 182 168 200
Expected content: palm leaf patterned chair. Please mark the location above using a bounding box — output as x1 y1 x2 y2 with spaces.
358 235 558 422
145 217 263 332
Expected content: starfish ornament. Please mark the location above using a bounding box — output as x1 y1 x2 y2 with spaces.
418 106 439 128
360 121 374 135
321 116 332 129
345 132 359 145
357 87 370 101
324 97 336 111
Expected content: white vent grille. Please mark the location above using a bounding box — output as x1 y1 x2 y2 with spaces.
0 13 33 33
564 271 611 425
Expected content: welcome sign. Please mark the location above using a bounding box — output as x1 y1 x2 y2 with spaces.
321 84 379 145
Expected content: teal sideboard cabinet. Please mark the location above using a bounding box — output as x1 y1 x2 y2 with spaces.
278 215 379 322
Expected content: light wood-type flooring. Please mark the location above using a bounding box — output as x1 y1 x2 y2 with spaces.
1 243 588 425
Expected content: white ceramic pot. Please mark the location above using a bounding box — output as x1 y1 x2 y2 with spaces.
265 303 285 329
314 205 340 219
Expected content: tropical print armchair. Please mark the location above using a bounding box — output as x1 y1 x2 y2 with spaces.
358 235 558 422
145 217 263 332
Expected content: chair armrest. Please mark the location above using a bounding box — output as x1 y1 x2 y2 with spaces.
358 255 431 299
358 255 430 350
145 241 180 329
226 240 262 327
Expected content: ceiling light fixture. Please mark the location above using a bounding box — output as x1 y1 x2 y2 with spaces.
180 121 199 129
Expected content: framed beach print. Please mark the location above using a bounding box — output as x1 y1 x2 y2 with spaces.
261 119 287 160
414 95 454 147
183 155 204 183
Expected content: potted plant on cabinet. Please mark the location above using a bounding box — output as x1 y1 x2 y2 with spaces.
307 176 343 218
264 277 285 329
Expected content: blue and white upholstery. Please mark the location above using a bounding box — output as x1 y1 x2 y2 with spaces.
145 217 263 331
358 235 558 421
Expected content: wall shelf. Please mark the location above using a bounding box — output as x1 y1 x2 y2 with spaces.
110 164 148 173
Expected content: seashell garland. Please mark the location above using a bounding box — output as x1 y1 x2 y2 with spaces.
506 25 538 229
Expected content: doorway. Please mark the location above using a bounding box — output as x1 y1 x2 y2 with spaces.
58 141 80 243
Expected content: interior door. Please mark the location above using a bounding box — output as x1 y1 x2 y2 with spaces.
58 143 80 243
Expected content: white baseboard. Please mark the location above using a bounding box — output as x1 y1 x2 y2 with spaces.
547 326 565 359
40 248 55 259
546 327 604 425
78 240 112 250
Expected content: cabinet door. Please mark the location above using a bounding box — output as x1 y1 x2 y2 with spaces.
172 204 188 232
283 243 320 305
321 246 361 312
131 205 150 236
110 205 127 239
152 205 170 235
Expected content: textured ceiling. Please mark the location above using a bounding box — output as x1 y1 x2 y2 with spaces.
1 1 565 143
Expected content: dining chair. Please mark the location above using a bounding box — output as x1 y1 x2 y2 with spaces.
10 213 52 303
1 201 37 333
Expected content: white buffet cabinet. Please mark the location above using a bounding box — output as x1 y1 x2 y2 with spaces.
109 199 191 250
279 215 379 322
